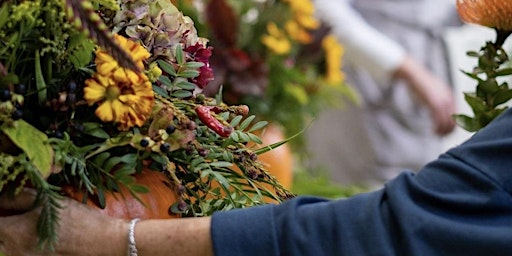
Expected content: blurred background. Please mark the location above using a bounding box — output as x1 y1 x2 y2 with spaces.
170 0 512 198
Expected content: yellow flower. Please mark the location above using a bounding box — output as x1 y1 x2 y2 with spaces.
322 35 345 85
261 22 291 55
95 34 150 84
456 0 512 31
84 35 154 130
285 0 319 30
285 20 312 44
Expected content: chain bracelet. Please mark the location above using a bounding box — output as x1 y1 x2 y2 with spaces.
128 218 141 256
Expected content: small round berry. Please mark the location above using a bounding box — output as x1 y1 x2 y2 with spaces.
67 81 78 92
53 130 64 139
14 84 27 95
165 125 176 134
198 148 209 157
160 142 171 153
0 89 11 102
11 109 23 120
140 138 150 147
177 200 188 211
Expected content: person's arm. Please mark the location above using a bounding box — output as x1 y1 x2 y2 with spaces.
313 0 456 135
313 0 406 83
0 190 214 256
393 56 456 135
4 109 512 255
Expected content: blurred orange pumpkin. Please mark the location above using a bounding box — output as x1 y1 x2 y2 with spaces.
62 168 180 220
255 124 294 190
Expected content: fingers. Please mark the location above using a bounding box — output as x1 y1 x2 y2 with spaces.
0 207 42 256
0 188 37 212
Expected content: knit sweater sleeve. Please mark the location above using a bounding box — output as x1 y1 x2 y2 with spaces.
312 0 406 84
211 109 512 256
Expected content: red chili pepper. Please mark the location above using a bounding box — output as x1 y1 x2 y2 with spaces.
195 106 233 137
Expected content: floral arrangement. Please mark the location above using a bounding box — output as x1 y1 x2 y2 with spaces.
454 0 512 131
0 0 293 248
173 0 358 152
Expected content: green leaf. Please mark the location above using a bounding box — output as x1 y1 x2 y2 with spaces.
158 75 173 88
230 115 243 127
35 50 47 104
239 115 256 130
157 60 177 76
171 90 193 98
463 93 486 113
453 114 478 132
492 89 512 106
0 4 9 30
175 80 197 90
152 84 169 97
496 68 512 77
177 70 200 78
175 45 184 64
0 120 53 178
182 61 205 69
209 161 233 168
248 121 268 132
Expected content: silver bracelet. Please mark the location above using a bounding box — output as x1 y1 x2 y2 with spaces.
128 218 141 256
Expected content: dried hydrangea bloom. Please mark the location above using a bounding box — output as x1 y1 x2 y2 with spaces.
456 0 512 31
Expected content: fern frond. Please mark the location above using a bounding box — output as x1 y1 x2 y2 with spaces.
64 0 140 72
20 155 63 251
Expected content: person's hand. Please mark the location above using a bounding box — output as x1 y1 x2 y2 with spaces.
394 56 457 136
0 188 128 255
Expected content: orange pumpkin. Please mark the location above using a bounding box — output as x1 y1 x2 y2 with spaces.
62 168 180 220
254 124 294 190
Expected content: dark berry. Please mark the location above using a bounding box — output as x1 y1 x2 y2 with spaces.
177 200 188 211
11 109 23 120
177 185 186 195
198 148 209 157
165 125 176 134
140 138 150 147
14 84 26 94
53 130 64 139
160 142 171 153
67 81 77 92
0 89 11 102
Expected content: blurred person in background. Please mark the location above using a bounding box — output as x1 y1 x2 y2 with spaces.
306 0 462 188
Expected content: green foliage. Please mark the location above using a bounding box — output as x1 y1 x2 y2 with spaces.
455 36 512 131
0 120 53 178
292 170 367 199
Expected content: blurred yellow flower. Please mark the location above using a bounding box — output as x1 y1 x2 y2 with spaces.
95 34 150 84
285 20 312 44
284 0 319 29
456 0 512 31
322 35 345 85
84 35 154 130
261 22 291 55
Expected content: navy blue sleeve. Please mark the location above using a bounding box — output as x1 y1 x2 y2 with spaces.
211 109 512 256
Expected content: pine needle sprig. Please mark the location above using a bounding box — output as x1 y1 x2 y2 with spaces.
20 156 63 251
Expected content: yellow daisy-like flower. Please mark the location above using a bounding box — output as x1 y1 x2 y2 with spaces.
285 20 312 44
322 35 345 85
84 35 154 130
261 22 292 55
95 34 150 84
456 0 512 31
284 0 320 30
